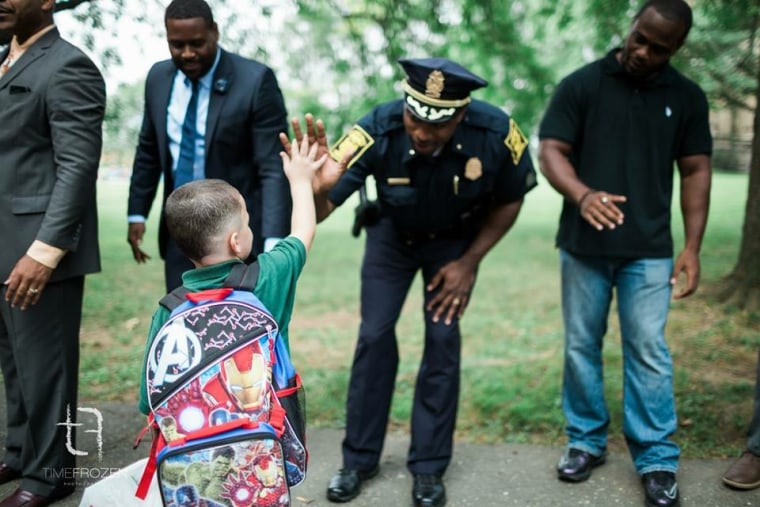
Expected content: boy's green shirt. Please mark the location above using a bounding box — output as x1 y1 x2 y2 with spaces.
137 237 306 415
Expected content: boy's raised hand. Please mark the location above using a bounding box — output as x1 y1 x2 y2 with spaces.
279 114 351 195
279 114 327 155
280 133 328 184
279 116 354 224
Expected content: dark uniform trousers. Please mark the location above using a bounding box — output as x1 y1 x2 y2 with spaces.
0 277 84 495
342 217 474 476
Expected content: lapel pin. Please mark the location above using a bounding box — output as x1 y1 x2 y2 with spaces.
213 78 228 94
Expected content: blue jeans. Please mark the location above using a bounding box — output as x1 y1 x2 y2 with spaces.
560 250 679 474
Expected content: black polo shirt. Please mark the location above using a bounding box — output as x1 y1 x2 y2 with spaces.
329 99 537 234
539 49 712 258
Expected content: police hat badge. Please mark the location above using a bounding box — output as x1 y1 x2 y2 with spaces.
399 57 487 124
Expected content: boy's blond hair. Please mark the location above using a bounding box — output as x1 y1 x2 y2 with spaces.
165 179 244 261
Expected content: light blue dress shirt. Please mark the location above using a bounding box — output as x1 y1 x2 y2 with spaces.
167 49 221 182
128 50 220 225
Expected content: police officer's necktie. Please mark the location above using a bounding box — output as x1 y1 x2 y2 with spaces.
174 80 200 188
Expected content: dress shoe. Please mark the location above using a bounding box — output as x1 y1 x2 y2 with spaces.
723 450 760 490
326 466 379 502
556 448 606 482
412 474 446 507
0 464 21 485
642 471 679 507
0 486 74 507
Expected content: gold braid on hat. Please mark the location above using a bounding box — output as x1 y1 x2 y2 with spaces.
402 80 472 108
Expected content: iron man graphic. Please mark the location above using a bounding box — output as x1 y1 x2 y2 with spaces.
202 343 272 423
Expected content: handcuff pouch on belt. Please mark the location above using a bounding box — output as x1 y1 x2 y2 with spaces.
351 186 381 238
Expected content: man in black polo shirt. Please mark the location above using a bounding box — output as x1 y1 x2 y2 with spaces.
538 1 712 506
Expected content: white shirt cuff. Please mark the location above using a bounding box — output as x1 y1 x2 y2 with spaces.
264 237 282 252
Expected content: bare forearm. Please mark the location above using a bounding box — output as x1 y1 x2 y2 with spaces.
538 139 589 205
460 200 523 267
315 194 336 223
290 180 317 252
680 162 711 253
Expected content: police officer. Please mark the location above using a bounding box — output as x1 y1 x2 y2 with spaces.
286 58 537 507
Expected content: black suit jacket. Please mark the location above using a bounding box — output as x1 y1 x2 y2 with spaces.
127 49 291 257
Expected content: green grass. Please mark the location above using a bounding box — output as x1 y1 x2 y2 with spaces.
80 171 757 458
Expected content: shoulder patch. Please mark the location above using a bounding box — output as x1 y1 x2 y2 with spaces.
504 118 528 165
330 125 375 168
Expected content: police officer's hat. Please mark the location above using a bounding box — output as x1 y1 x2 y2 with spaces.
399 57 488 124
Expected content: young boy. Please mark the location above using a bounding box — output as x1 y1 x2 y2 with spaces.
138 136 326 415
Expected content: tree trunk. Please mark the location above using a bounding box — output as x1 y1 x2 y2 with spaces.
717 68 760 312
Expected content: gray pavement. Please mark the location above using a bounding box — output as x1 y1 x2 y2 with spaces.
0 400 757 506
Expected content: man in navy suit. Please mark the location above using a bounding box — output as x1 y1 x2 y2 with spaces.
127 0 291 292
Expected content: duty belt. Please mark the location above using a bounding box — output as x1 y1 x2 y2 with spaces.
396 227 469 247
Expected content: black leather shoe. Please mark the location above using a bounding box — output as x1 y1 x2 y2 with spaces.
0 485 74 507
326 466 379 503
0 464 21 485
412 474 446 507
556 448 606 482
643 471 679 507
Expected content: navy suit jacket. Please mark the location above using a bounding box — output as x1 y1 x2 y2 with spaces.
127 49 291 257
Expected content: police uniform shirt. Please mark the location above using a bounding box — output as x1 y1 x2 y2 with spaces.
328 99 537 235
539 49 712 259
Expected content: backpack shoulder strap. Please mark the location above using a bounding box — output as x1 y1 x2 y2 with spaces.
156 261 259 311
223 262 260 291
158 286 191 312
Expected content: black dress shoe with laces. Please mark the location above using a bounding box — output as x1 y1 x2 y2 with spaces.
326 466 379 503
642 471 680 507
412 474 446 507
556 448 606 482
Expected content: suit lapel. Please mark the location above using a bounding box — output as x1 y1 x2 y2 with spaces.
0 28 59 89
155 63 175 173
206 50 233 159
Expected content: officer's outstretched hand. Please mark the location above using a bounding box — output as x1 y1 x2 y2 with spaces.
279 114 349 195
426 259 477 326
281 114 329 163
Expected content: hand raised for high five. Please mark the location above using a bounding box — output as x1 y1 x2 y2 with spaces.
279 132 328 184
279 114 352 195
282 114 330 160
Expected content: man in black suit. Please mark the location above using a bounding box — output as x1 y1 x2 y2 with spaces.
0 0 105 505
127 0 291 292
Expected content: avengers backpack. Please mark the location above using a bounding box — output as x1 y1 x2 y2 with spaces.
136 263 307 507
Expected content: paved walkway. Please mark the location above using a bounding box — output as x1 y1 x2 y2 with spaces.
0 401 757 506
